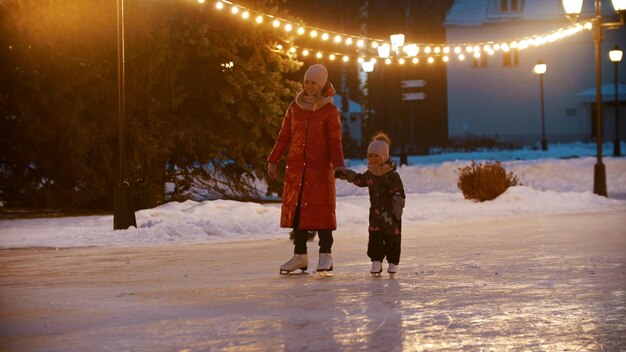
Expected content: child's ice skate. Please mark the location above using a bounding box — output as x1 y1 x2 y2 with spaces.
387 263 398 276
370 261 383 277
316 253 333 277
279 254 308 275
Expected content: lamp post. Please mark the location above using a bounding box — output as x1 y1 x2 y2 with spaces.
361 59 375 144
562 0 626 196
114 0 137 229
389 33 408 166
609 45 623 156
533 60 548 151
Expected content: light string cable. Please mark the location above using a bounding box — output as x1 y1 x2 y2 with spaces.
205 0 591 64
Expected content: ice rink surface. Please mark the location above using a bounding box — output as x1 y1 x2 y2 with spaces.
1 210 625 351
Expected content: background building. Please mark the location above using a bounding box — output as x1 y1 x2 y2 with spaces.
445 0 626 145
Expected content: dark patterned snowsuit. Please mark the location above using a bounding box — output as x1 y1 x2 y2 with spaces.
347 161 405 265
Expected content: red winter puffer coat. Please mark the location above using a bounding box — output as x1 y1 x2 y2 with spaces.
268 100 345 230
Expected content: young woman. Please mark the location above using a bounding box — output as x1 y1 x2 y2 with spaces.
267 64 345 275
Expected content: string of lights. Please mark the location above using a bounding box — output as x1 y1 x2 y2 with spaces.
199 0 592 66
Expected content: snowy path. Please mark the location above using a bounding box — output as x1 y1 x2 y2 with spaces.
1 210 625 351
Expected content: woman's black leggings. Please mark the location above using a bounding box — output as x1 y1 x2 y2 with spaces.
292 204 333 254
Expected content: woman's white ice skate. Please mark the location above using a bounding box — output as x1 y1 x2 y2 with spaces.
316 253 333 277
279 254 308 275
387 263 398 275
370 261 383 277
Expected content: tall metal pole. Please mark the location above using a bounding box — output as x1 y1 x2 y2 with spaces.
540 73 548 151
592 0 607 196
114 0 137 229
614 59 621 156
118 0 125 188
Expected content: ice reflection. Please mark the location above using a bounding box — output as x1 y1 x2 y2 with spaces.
275 279 344 351
326 277 404 351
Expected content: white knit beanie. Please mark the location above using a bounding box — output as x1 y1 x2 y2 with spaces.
303 64 328 88
367 139 390 162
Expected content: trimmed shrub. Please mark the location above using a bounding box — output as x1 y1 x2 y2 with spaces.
456 161 519 202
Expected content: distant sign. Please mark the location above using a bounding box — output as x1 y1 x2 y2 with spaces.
402 92 427 101
401 80 426 88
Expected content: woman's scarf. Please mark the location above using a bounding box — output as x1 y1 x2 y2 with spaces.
295 89 334 111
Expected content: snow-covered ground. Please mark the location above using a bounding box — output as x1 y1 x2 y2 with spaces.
1 142 625 249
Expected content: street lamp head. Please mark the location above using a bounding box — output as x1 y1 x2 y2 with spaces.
403 44 419 57
377 44 391 58
362 60 375 73
390 34 405 52
533 60 547 75
562 0 583 19
612 0 626 11
609 45 623 62
612 0 626 21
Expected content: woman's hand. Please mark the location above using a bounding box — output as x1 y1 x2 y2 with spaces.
267 162 278 180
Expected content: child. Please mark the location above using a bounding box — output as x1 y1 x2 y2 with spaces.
338 133 405 276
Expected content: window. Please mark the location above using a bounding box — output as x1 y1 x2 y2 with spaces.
503 52 512 67
500 0 508 11
473 55 489 69
500 0 524 12
502 48 520 67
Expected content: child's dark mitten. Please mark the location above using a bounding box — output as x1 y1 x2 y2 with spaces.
392 193 405 220
343 169 357 182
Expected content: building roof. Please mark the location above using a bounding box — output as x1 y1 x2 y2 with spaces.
444 0 616 26
574 83 626 102
333 94 362 113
